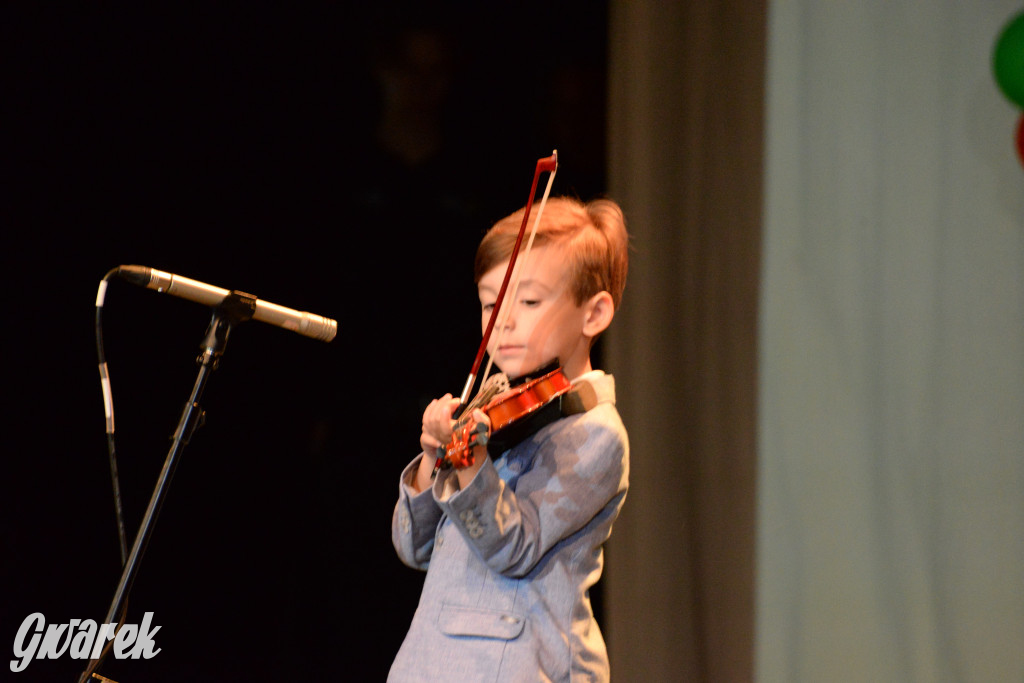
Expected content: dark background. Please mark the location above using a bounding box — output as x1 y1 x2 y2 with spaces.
3 3 610 681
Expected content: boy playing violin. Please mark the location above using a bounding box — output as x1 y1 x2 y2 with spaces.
389 196 630 682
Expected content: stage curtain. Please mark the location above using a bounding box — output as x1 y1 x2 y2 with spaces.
605 1 1024 681
603 1 766 680
754 2 1024 681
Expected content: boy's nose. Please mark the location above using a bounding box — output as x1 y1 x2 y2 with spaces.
500 307 516 329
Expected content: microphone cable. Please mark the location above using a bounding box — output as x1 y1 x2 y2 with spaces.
78 269 130 682
95 267 129 566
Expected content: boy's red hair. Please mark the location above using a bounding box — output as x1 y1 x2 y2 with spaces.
474 196 629 310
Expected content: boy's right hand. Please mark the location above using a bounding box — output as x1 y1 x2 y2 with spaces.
420 393 462 455
411 393 461 493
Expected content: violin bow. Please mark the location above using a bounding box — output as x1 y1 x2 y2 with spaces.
454 150 559 419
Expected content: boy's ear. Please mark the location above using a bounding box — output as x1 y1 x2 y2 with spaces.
582 291 615 338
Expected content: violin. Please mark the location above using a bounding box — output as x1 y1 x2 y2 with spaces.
441 361 572 470
433 151 567 473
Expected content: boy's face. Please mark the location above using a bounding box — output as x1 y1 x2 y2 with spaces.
478 244 592 380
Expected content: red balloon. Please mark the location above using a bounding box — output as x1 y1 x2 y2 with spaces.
1018 114 1024 168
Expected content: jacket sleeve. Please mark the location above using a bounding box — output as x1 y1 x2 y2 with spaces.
431 404 628 578
391 453 444 570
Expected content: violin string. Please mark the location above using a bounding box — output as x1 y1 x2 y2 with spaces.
481 159 558 385
455 372 510 429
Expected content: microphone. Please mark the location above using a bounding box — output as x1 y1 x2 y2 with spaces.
114 265 337 342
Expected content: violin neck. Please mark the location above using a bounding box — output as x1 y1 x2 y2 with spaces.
454 372 510 424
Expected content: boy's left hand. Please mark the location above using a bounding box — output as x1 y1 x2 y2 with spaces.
453 409 491 486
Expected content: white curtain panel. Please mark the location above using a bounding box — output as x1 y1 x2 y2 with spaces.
757 1 1024 681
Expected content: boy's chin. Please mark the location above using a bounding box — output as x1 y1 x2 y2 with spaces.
492 359 529 382
494 357 560 382
492 362 521 380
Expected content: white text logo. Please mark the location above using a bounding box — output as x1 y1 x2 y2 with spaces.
10 612 161 673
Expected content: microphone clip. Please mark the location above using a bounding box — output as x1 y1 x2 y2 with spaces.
197 291 257 367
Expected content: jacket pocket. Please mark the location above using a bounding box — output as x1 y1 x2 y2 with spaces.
437 603 526 640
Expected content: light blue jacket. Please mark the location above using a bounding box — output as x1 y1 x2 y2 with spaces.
389 372 629 682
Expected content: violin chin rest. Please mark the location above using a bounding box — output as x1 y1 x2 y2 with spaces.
562 380 598 416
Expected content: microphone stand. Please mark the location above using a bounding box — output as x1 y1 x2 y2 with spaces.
77 292 257 683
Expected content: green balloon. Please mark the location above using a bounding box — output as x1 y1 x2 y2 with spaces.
994 11 1024 109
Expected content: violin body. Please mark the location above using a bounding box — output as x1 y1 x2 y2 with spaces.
442 364 571 469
